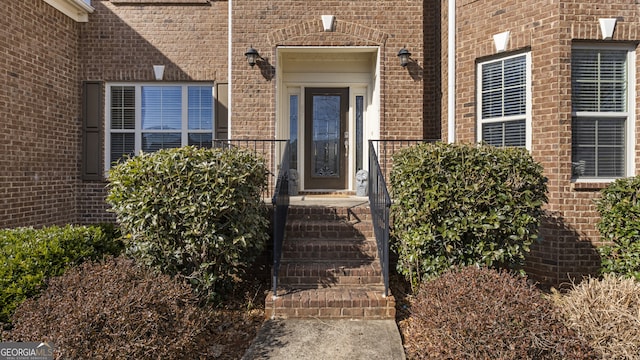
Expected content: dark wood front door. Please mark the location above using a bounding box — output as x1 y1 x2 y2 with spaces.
304 88 348 190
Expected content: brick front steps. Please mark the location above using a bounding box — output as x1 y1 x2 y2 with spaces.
265 287 395 319
265 204 396 319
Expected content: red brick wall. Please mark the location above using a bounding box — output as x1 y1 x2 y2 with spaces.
449 0 640 286
231 1 429 141
77 0 228 223
76 0 435 222
80 1 226 82
0 0 82 228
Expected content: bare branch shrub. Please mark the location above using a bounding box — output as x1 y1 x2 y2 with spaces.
401 266 595 359
4 257 216 359
553 274 640 359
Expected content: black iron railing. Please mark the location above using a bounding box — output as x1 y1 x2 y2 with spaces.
368 139 438 297
369 139 439 181
212 139 290 297
271 142 290 298
368 141 392 297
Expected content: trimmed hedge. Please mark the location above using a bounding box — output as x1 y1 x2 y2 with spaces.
0 224 123 323
390 143 548 288
106 146 269 303
595 177 640 279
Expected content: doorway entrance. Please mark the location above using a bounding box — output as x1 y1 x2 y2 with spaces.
276 47 380 192
304 88 348 189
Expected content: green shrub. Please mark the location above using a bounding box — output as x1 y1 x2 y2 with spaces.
596 177 640 279
553 274 640 359
0 224 123 323
106 146 269 303
390 143 548 287
4 257 216 359
400 266 595 359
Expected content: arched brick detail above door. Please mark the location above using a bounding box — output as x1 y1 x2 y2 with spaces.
267 19 390 46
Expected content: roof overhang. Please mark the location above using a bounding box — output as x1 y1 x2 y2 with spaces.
43 0 94 22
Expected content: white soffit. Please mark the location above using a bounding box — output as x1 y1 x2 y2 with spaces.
599 18 618 40
43 0 94 22
493 31 510 53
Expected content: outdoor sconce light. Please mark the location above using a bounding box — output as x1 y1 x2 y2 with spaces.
244 46 263 67
397 48 411 67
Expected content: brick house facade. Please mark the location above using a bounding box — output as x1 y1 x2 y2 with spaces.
445 0 640 285
2 0 639 286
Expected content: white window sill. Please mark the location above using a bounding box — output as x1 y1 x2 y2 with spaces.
571 178 618 191
43 0 93 23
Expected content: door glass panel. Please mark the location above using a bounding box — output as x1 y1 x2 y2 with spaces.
290 94 298 170
312 95 341 177
355 95 364 171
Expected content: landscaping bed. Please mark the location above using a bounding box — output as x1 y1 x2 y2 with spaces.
2 256 266 359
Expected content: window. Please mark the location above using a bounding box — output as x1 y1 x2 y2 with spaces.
106 83 214 169
477 53 531 148
571 46 634 179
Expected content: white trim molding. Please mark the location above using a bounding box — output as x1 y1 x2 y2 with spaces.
43 0 93 22
493 31 510 53
153 65 165 81
599 18 617 40
476 52 532 150
322 15 336 32
447 0 456 143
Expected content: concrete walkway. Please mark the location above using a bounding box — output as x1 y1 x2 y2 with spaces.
242 319 406 360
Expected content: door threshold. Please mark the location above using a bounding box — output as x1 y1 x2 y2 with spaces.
290 194 368 207
297 190 356 197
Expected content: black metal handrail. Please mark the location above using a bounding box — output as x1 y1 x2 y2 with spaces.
271 142 290 298
368 141 392 297
368 139 439 297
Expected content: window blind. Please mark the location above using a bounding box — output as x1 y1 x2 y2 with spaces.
481 55 526 119
479 54 527 147
572 118 625 177
571 48 628 178
107 84 214 167
572 50 627 113
482 120 526 147
110 86 135 130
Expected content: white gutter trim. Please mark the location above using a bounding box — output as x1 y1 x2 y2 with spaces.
43 0 93 22
447 0 456 143
227 0 232 139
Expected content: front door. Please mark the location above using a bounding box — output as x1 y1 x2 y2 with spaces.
304 88 348 190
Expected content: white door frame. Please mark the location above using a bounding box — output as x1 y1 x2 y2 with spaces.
276 46 380 191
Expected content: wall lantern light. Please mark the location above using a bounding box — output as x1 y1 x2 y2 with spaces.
397 48 411 67
244 46 263 67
